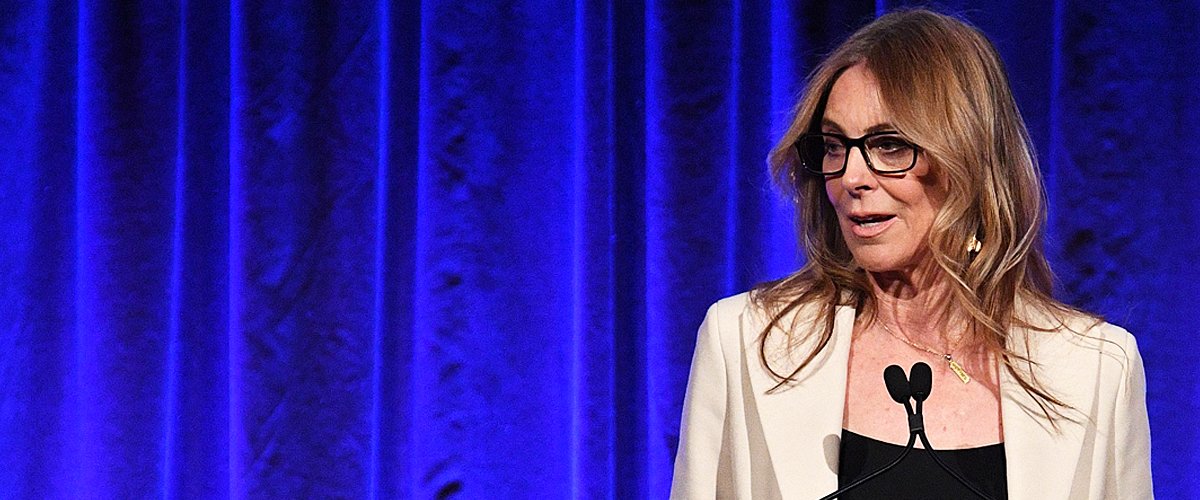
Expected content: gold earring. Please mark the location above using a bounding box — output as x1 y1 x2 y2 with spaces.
967 234 983 255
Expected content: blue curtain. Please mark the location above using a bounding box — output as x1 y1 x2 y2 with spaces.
1 0 1196 497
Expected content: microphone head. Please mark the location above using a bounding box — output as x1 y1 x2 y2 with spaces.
883 364 911 404
909 362 933 402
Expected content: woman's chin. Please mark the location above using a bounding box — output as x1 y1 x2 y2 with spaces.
850 249 923 275
858 262 906 274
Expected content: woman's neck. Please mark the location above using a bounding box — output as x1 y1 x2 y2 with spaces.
866 262 964 345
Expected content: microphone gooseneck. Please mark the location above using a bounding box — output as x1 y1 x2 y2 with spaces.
917 429 995 500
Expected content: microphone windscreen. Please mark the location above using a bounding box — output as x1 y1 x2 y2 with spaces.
909 362 933 401
883 364 910 404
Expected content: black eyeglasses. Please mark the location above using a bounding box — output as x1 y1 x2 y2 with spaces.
794 131 920 176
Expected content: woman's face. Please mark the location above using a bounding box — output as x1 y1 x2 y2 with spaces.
822 64 945 275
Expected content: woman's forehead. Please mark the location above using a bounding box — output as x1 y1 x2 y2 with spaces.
822 64 896 135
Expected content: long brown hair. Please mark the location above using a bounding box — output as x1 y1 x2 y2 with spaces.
756 8 1090 422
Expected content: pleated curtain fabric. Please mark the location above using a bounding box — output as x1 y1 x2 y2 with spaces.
0 0 1197 498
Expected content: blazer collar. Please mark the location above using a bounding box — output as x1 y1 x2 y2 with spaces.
741 302 856 499
999 324 1088 499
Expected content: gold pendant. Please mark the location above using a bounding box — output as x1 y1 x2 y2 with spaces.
947 358 971 384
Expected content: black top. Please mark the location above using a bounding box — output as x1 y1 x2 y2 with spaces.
837 429 1008 499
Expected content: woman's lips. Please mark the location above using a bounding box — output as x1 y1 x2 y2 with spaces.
848 215 896 238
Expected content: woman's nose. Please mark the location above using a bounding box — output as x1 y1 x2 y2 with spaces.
839 146 876 193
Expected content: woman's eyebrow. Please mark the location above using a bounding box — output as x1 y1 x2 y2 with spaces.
820 119 900 135
864 123 899 134
820 119 843 133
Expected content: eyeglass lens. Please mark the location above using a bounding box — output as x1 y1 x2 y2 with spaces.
797 134 916 174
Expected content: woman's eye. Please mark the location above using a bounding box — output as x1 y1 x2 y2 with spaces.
824 141 845 155
872 138 910 152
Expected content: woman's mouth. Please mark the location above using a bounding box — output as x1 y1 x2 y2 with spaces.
847 214 896 238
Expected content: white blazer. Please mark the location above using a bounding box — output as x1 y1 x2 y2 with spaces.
670 292 1152 499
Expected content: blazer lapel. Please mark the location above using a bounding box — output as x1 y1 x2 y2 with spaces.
742 303 856 499
1000 325 1088 499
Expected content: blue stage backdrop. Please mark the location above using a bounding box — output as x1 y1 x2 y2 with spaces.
0 0 1196 498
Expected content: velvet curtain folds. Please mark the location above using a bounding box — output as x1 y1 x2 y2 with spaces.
0 1 1197 498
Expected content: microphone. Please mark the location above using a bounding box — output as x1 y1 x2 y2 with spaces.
909 362 932 401
883 365 911 404
907 362 931 435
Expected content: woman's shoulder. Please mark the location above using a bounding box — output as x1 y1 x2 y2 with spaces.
696 292 755 349
1017 301 1143 379
704 291 754 318
702 290 830 331
1019 300 1136 345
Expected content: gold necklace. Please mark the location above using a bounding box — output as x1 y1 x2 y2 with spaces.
876 320 972 384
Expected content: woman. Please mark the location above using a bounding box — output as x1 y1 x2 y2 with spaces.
671 9 1151 499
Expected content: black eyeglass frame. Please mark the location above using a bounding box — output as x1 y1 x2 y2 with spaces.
793 131 921 176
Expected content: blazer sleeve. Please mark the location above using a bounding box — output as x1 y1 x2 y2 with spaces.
670 303 731 499
1111 329 1154 497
